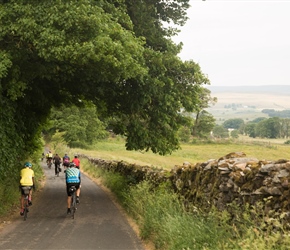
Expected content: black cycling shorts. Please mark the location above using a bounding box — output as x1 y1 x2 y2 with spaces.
66 183 80 196
20 185 32 195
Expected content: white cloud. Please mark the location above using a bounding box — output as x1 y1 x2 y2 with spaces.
173 1 290 86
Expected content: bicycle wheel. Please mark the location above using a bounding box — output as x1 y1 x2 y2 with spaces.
23 197 28 221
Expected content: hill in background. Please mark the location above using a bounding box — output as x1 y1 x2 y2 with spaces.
205 85 290 124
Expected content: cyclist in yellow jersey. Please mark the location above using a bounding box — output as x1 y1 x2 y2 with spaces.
20 162 35 216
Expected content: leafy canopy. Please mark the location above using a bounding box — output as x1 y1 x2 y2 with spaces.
0 0 212 164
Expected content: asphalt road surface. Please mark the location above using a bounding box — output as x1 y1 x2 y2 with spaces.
0 162 145 250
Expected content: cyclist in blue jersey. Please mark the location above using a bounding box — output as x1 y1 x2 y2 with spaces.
65 162 81 214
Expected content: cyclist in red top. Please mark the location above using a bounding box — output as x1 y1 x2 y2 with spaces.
72 155 80 169
71 155 81 200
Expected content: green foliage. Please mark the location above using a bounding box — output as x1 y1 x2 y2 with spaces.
212 125 229 139
0 180 19 216
83 157 233 250
48 104 109 147
244 123 257 138
125 0 190 51
231 130 239 139
193 110 216 139
223 118 245 129
0 0 211 156
81 158 128 200
0 150 43 217
178 126 192 143
262 109 290 118
255 117 281 138
252 117 267 123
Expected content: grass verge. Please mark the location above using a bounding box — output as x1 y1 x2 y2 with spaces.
82 156 290 250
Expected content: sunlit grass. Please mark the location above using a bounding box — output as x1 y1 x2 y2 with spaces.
74 136 290 170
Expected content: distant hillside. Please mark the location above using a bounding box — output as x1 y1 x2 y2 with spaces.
204 85 290 124
206 85 290 95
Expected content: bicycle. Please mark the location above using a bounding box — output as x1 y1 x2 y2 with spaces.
69 185 77 219
47 158 52 169
21 186 31 221
55 163 61 177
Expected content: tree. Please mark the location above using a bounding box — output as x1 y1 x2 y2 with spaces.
255 117 281 138
230 130 239 139
124 0 190 51
222 118 244 130
252 117 267 123
280 118 290 138
179 66 217 138
0 0 208 179
49 104 109 147
244 123 257 138
212 125 228 139
178 126 192 143
193 111 215 139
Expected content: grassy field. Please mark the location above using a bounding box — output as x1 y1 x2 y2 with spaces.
73 136 290 170
207 91 290 124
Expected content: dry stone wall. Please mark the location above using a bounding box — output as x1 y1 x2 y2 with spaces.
80 152 290 215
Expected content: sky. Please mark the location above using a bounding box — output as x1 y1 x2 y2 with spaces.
172 0 290 86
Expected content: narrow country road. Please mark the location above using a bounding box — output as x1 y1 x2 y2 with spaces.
0 162 145 250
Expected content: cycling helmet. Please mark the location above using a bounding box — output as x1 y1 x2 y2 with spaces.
24 162 32 168
69 162 76 168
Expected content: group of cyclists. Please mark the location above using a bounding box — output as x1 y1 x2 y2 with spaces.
19 152 81 216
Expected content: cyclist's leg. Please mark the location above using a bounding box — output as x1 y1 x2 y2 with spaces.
28 187 33 205
66 184 72 214
76 185 80 197
67 196 72 208
76 184 80 203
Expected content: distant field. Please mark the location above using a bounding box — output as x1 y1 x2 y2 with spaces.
207 92 290 124
75 137 290 170
210 92 290 109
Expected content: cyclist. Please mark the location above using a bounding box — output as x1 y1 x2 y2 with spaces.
19 162 35 216
62 153 70 170
53 153 62 176
72 155 80 169
65 162 81 214
46 151 53 167
71 155 81 198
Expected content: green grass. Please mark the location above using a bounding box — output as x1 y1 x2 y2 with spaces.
74 136 290 170
70 139 290 249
